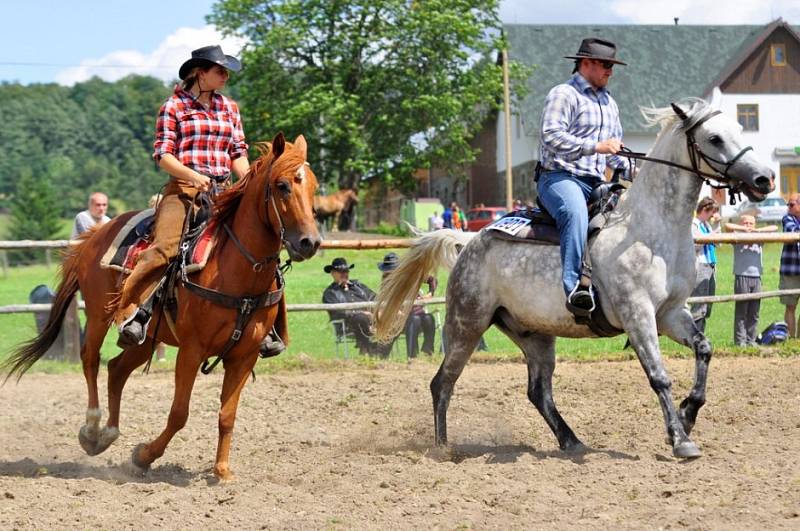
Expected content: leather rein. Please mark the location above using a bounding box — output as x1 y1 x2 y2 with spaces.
179 159 292 374
618 110 753 205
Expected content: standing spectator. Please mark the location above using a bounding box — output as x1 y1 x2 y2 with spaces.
428 211 444 231
779 194 800 337
442 203 454 229
451 202 467 231
726 214 777 346
378 252 436 358
690 197 719 334
71 192 110 238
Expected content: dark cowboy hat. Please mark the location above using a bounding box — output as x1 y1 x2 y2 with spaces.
324 257 355 273
564 37 627 66
179 45 242 80
377 252 400 272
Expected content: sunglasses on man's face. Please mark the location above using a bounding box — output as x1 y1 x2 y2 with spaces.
594 60 615 69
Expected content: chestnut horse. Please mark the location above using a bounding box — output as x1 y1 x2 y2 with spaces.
3 133 320 480
314 188 358 231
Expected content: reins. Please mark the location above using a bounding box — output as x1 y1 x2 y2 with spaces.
618 110 753 205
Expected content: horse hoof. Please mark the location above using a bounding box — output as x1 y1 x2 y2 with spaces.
673 441 702 459
562 441 587 454
93 427 120 455
78 426 101 456
214 465 236 482
131 443 152 472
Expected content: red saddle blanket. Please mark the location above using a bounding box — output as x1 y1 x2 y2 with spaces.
100 209 218 274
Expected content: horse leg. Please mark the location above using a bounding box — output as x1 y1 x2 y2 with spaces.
92 341 155 455
214 354 259 481
131 347 203 472
430 314 484 445
520 334 584 451
661 307 712 436
78 314 111 456
626 310 701 458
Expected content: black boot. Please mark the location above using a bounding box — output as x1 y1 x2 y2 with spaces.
566 286 595 318
117 309 150 347
259 331 285 358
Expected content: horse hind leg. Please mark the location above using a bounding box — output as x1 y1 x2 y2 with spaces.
431 311 486 446
519 333 584 452
78 312 112 456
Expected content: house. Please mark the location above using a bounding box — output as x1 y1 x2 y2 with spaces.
456 19 800 208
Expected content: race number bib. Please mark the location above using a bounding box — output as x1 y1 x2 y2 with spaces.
486 216 531 236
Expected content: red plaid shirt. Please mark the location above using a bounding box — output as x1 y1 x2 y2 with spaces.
153 85 248 178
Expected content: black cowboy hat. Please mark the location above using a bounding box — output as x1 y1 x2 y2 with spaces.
324 257 355 273
179 45 242 80
377 252 400 272
564 38 627 66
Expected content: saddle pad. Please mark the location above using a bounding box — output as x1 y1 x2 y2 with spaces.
485 210 559 245
99 210 218 274
100 209 155 273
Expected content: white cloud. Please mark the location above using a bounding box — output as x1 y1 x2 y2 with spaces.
610 0 800 25
55 26 246 85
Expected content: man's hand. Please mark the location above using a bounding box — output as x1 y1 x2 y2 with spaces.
596 138 624 155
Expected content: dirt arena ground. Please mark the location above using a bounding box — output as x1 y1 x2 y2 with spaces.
0 356 798 530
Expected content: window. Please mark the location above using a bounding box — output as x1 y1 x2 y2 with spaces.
737 104 759 131
771 43 787 66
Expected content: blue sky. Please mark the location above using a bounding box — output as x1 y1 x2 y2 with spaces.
2 0 798 85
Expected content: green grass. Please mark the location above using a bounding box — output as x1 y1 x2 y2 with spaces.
1 243 797 373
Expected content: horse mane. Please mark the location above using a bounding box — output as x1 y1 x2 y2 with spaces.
639 97 714 136
212 140 307 225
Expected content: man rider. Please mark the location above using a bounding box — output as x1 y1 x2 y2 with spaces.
537 37 630 317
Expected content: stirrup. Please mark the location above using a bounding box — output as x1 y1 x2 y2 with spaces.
117 309 150 347
259 332 285 358
566 284 595 319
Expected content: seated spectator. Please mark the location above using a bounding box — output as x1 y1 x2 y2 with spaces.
322 257 390 357
378 252 436 358
72 192 110 238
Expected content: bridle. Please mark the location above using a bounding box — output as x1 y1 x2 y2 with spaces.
619 110 754 205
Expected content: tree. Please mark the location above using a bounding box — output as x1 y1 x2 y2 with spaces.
6 171 62 264
210 0 521 191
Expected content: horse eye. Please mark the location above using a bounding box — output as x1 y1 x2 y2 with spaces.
276 181 290 194
708 135 723 145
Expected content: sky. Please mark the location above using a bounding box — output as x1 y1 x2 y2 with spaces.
1 0 799 86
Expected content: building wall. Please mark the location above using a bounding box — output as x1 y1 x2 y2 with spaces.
717 93 800 196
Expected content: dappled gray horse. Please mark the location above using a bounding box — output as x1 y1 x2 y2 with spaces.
374 100 774 458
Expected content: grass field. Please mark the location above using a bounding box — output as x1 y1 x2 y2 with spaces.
1 241 798 373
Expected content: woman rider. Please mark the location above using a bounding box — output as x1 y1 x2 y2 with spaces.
115 45 285 357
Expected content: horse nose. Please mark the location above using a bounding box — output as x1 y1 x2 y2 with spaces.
298 236 320 257
755 174 774 193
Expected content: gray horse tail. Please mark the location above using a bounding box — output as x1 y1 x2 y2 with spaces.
373 229 477 342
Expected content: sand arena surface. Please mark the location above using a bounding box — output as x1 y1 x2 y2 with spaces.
0 357 798 529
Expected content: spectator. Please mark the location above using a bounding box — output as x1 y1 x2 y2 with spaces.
690 197 720 334
442 203 454 229
451 202 467 231
71 192 110 238
726 214 777 346
428 211 444 231
779 194 800 337
322 257 390 357
378 252 436 358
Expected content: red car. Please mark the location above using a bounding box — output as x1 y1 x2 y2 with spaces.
466 206 508 231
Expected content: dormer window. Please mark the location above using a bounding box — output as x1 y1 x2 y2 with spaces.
771 43 786 66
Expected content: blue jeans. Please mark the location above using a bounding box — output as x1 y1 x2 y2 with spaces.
537 170 601 296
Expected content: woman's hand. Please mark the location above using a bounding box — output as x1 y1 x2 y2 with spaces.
189 171 212 191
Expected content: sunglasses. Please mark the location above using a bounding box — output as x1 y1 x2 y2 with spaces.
594 60 615 69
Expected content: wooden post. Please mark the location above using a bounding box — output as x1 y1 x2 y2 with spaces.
62 298 82 363
0 250 7 278
502 48 513 211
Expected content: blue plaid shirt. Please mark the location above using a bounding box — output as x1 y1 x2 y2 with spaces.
780 214 800 275
539 73 629 180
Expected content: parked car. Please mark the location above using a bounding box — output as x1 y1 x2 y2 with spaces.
735 196 787 223
466 206 508 231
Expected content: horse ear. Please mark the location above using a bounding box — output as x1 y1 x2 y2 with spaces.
294 135 308 159
671 103 689 121
272 132 285 159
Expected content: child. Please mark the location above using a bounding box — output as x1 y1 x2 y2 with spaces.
725 214 777 346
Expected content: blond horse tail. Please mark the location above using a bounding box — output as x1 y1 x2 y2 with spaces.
373 229 477 342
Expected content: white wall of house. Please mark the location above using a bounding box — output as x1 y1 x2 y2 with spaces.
716 92 800 196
